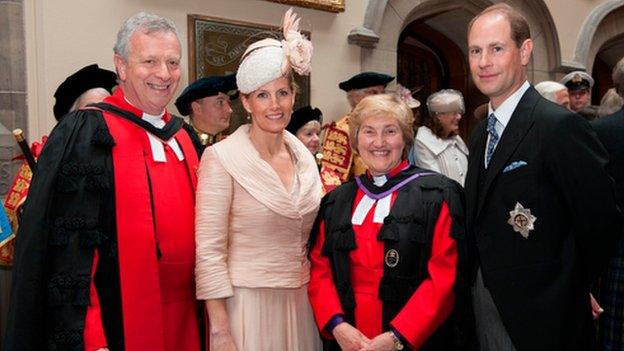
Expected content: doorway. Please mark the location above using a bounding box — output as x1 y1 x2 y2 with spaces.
397 20 485 140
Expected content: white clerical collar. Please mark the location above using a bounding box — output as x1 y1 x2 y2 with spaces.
352 174 392 225
488 80 530 129
124 97 184 163
373 175 387 186
142 111 165 127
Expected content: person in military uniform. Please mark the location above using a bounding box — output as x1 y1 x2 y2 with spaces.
174 74 238 155
320 72 394 188
560 70 598 118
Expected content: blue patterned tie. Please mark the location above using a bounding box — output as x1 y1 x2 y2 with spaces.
485 113 499 167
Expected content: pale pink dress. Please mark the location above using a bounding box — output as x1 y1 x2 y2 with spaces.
195 124 322 351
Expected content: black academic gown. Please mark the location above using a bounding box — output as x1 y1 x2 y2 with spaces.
4 103 194 350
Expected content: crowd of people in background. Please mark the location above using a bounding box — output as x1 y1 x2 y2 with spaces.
2 3 624 351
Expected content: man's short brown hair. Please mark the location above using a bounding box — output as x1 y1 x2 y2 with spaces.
467 3 531 48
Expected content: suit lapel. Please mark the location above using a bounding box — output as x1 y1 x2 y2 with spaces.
476 87 539 218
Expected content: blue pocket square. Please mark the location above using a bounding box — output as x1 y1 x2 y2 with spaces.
503 160 528 173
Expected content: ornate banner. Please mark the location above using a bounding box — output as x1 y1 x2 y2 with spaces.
1 162 31 265
320 119 353 183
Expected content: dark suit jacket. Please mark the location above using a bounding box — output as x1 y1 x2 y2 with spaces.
593 108 624 206
464 87 623 351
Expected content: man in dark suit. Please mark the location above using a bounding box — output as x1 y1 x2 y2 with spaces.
593 57 624 351
464 4 622 351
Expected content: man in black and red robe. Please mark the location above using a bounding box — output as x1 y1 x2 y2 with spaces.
5 12 202 351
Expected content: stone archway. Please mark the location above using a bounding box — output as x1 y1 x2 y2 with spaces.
571 0 624 72
591 33 624 104
397 18 477 139
348 0 562 83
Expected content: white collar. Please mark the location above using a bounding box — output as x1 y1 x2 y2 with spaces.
487 80 530 128
142 111 184 163
416 126 468 156
142 111 165 127
122 97 184 163
123 97 165 118
373 175 387 186
352 174 392 225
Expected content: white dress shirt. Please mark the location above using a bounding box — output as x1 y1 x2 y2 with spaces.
484 80 531 167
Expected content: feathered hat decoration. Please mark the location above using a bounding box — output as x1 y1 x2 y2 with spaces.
389 83 421 109
236 8 313 94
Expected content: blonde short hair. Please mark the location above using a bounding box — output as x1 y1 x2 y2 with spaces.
348 94 415 158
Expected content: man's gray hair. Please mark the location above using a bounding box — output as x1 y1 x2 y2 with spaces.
69 87 111 112
535 81 567 103
347 88 376 109
113 11 180 60
598 88 624 117
612 57 624 97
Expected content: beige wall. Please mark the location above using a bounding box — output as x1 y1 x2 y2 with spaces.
24 0 367 140
544 0 610 61
24 0 624 141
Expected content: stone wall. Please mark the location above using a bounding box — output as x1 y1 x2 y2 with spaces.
0 0 26 196
0 0 26 347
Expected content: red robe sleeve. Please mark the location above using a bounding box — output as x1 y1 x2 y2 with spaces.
308 220 344 338
83 250 108 350
390 201 457 349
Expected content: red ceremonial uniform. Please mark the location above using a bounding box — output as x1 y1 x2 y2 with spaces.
308 161 457 349
83 90 201 351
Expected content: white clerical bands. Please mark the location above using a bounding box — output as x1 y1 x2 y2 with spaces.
352 175 391 225
142 112 184 163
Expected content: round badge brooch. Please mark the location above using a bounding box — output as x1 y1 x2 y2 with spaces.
385 249 400 267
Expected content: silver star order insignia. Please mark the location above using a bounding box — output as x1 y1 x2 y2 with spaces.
507 202 537 238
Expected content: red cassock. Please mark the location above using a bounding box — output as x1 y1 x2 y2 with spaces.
81 91 201 351
308 163 458 350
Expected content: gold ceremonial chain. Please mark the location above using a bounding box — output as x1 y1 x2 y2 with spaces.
190 121 217 146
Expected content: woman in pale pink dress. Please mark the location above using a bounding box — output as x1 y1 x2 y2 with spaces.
194 9 322 351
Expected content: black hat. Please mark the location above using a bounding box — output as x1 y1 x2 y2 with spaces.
286 106 322 134
560 71 594 92
175 74 238 116
338 72 394 92
53 64 117 120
